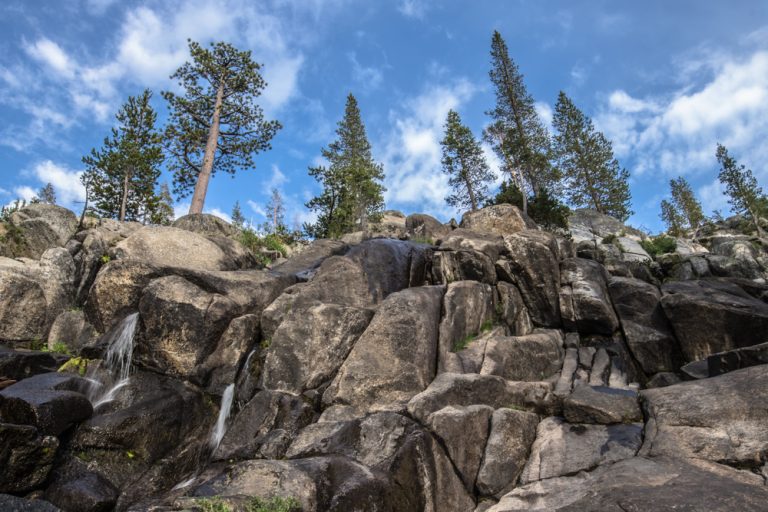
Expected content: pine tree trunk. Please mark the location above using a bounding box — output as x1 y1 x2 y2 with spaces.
119 168 131 222
189 81 225 215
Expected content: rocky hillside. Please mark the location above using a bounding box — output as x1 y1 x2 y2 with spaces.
1 202 768 511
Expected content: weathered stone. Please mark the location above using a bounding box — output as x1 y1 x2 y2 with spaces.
0 348 63 382
706 341 768 376
272 239 348 279
438 281 495 373
198 314 260 395
0 423 58 493
520 417 642 483
497 230 561 327
660 279 768 361
172 213 236 238
0 373 92 435
408 373 557 423
44 468 118 512
460 204 534 236
608 276 680 374
563 385 641 424
0 494 61 511
489 456 768 511
559 258 618 335
426 405 493 491
641 365 768 467
0 270 48 341
112 226 245 271
431 249 497 285
324 286 443 412
496 282 533 336
214 389 314 461
441 229 507 262
46 310 97 353
406 213 451 241
476 408 539 498
261 303 374 394
480 330 564 381
645 372 681 388
7 204 78 259
554 348 578 396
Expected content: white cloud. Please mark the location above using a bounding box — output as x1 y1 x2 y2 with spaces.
570 65 587 86
349 52 383 91
13 186 37 202
535 101 554 131
381 78 477 219
206 207 233 223
698 178 730 214
594 48 768 215
173 201 233 222
24 38 75 79
398 0 430 19
263 164 289 190
247 200 266 217
31 160 86 205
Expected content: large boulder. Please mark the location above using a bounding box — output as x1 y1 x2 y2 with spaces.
607 277 681 374
408 373 557 423
323 286 443 413
559 258 618 335
563 385 642 424
660 280 768 361
405 213 451 242
6 204 78 258
480 330 564 381
261 303 374 394
172 213 236 238
0 494 61 511
0 348 65 382
460 204 534 236
0 423 59 493
640 365 768 468
431 249 497 285
520 417 643 483
476 408 539 498
497 230 561 327
112 226 247 271
489 456 768 511
0 373 92 435
440 229 506 262
272 239 348 280
46 310 97 353
496 282 533 336
437 281 495 373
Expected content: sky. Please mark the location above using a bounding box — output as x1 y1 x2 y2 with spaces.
1 0 767 233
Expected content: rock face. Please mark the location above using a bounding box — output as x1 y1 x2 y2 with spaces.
3 203 768 510
6 204 78 259
641 365 768 467
460 204 533 236
660 280 768 361
323 286 443 412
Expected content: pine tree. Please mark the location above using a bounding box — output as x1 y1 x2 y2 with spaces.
552 91 633 221
660 176 704 234
231 200 245 229
716 144 766 237
81 89 163 222
38 183 56 204
660 199 685 236
484 30 555 214
265 188 286 234
163 40 281 214
305 94 385 238
149 183 175 225
440 110 493 212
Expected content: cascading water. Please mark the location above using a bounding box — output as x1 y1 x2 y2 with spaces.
88 312 139 408
209 383 235 450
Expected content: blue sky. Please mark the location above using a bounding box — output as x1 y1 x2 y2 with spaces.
1 0 767 233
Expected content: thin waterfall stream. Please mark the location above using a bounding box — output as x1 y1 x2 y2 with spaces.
87 312 139 408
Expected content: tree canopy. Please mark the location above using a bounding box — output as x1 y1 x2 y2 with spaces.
305 94 385 238
716 143 766 237
163 40 281 214
440 109 494 212
552 91 633 222
81 89 163 222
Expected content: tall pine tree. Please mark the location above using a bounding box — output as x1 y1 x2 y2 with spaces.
163 40 281 214
265 188 286 234
552 91 633 221
149 183 175 225
305 94 385 238
38 183 56 204
484 30 555 214
440 110 493 212
81 89 163 222
716 144 766 237
660 176 704 235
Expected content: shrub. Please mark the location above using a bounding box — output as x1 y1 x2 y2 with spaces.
640 235 677 257
246 497 301 512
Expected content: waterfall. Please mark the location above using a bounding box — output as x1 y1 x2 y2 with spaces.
209 383 235 450
88 313 139 408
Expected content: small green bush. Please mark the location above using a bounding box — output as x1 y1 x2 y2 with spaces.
196 497 231 512
45 341 72 355
640 235 677 257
